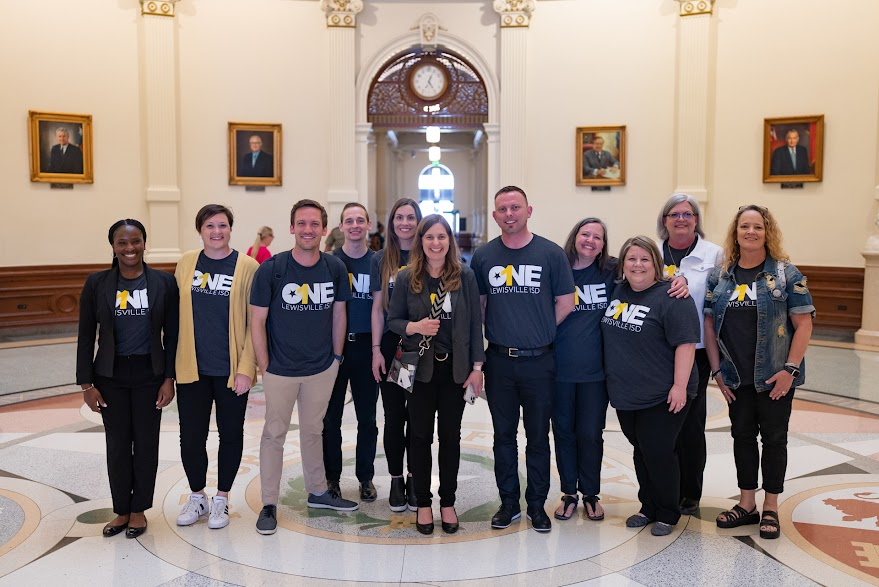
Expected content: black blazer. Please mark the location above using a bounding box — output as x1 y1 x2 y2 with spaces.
387 265 485 384
47 143 84 174
76 264 179 384
237 150 273 177
770 144 810 175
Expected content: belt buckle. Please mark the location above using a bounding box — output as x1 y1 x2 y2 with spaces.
508 347 519 358
435 353 449 362
347 333 357 342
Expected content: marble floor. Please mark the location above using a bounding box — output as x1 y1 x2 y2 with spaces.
1 339 879 586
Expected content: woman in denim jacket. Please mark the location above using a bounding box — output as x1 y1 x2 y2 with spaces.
703 205 814 540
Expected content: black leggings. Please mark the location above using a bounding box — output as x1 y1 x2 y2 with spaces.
379 330 412 477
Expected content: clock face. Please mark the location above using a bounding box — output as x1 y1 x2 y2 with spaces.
410 62 448 101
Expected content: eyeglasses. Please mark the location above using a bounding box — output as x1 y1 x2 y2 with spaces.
738 205 768 214
665 212 696 220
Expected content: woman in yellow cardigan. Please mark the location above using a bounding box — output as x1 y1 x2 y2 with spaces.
174 204 259 530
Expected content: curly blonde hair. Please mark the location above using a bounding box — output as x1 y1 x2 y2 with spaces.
720 205 788 272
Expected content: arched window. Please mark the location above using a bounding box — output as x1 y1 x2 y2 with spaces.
418 164 457 229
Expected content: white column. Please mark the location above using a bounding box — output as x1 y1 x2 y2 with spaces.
673 0 716 205
493 1 534 193
354 122 373 221
483 122 501 241
139 0 182 263
321 1 363 217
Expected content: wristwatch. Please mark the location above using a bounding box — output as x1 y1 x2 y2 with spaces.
783 362 800 377
334 354 344 365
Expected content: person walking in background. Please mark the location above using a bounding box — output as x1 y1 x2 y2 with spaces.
246 226 274 265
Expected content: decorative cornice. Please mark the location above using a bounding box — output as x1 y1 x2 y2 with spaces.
493 0 536 29
140 0 178 18
676 0 715 17
320 0 364 28
413 13 445 50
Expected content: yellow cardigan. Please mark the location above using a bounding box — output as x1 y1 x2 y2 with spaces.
175 249 259 386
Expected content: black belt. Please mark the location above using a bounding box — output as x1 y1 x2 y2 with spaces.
346 333 370 342
488 343 552 358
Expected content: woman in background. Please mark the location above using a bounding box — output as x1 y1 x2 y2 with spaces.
246 226 274 264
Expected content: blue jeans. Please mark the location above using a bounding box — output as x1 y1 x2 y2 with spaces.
485 347 554 509
322 337 379 483
552 380 608 496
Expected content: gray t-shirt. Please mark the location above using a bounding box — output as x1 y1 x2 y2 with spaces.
334 247 374 334
191 250 237 377
250 252 352 377
369 248 410 330
600 281 700 411
114 273 151 356
471 234 575 348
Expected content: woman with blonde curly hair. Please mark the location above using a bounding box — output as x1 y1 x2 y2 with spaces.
705 205 814 540
246 226 274 264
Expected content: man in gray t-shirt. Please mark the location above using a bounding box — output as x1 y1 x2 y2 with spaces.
470 185 575 533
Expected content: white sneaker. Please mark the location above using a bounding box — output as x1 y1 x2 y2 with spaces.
209 496 230 529
177 493 208 526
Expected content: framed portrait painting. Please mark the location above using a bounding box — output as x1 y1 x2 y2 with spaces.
576 126 626 187
229 122 282 186
763 115 824 183
28 110 94 184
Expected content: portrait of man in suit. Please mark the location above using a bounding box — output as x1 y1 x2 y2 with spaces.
237 134 274 178
582 136 619 178
46 127 84 174
770 129 811 176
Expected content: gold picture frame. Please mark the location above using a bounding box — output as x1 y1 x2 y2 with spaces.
763 115 824 183
28 110 94 184
576 125 626 187
229 122 282 186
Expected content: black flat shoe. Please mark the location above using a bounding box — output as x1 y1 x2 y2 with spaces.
125 522 147 539
102 522 128 537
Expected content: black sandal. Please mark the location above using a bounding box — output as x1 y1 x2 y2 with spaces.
759 510 780 539
554 494 579 520
583 495 604 521
716 504 760 528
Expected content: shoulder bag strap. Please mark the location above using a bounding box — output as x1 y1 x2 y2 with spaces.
418 279 447 356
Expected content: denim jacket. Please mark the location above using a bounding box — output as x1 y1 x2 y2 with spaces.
703 254 815 392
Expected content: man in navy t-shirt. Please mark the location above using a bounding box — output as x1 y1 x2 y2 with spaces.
250 199 356 536
470 186 576 533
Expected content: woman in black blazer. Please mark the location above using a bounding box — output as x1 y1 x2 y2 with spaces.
387 214 485 535
76 219 178 539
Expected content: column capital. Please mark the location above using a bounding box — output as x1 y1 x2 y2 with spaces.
493 0 536 29
140 0 179 18
676 0 715 17
320 0 364 28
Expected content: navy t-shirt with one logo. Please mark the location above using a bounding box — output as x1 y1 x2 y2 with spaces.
369 248 410 330
250 252 352 377
114 273 151 356
334 247 374 334
191 250 237 376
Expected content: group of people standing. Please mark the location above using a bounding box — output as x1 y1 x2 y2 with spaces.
76 185 813 541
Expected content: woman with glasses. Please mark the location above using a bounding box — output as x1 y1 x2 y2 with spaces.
705 205 814 540
655 194 722 516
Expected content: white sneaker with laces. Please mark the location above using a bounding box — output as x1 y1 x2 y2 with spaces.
177 493 208 526
209 496 230 529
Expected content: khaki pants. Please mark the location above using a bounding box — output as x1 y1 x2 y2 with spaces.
260 362 339 505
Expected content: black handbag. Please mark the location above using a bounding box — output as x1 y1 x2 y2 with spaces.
386 279 447 392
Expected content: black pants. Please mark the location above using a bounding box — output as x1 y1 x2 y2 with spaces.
485 347 554 509
552 380 608 496
617 401 690 525
675 348 710 501
323 337 379 483
379 330 412 476
409 358 466 507
728 384 795 494
177 375 249 493
95 355 163 515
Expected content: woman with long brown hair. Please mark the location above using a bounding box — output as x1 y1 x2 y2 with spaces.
370 197 423 511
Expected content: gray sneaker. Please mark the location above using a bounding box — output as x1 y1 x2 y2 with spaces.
307 489 359 511
256 505 277 535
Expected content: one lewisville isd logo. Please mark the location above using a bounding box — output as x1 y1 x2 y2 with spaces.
728 282 757 308
280 282 335 311
785 485 879 583
116 288 148 316
430 292 453 319
573 283 608 312
487 265 541 294
387 266 406 290
348 272 371 300
191 271 233 297
601 299 649 332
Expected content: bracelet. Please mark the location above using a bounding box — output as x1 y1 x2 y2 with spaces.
710 369 721 378
81 385 94 392
473 365 483 372
372 344 381 348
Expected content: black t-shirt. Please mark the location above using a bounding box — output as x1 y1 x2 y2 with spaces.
426 275 453 354
720 264 761 386
334 247 374 334
250 252 352 377
600 281 700 411
114 273 151 356
191 250 237 376
471 235 576 348
369 248 410 330
555 260 616 383
662 236 698 278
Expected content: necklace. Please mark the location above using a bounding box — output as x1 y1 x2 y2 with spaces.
666 237 696 275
